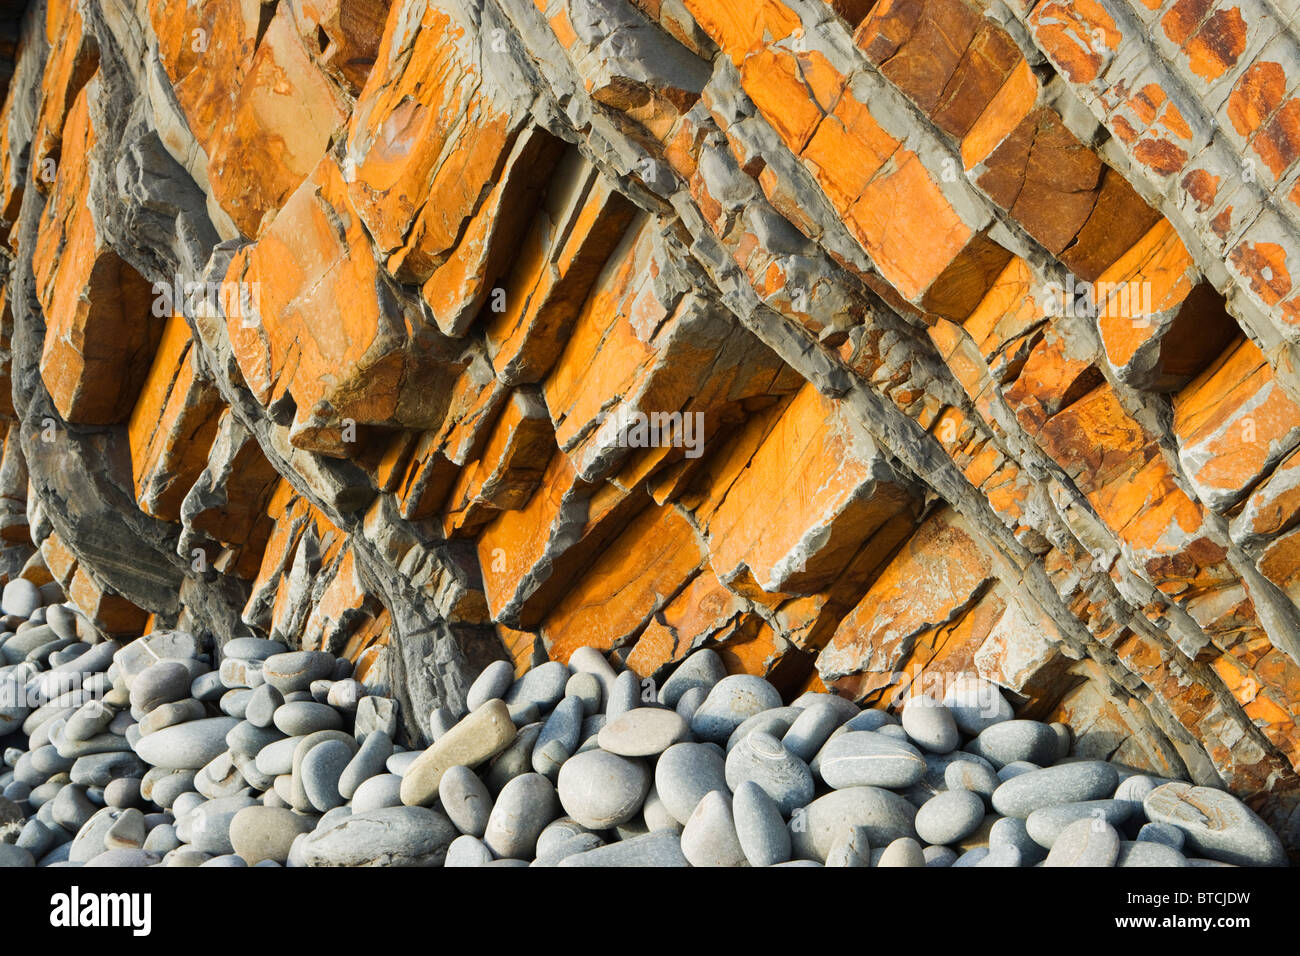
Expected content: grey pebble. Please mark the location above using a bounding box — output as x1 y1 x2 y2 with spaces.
301 739 353 812
924 845 958 867
439 764 493 837
503 661 568 722
295 806 456 867
1044 818 1120 867
1137 821 1185 850
942 677 1014 735
556 829 688 867
725 706 800 753
556 749 649 829
228 806 314 868
989 816 1047 865
900 696 960 754
660 649 726 709
338 730 393 800
968 720 1059 768
273 701 343 736
655 741 728 825
732 780 790 866
1026 799 1134 848
877 836 926 867
244 684 284 728
789 787 917 862
689 675 781 744
350 774 404 813
992 761 1120 818
825 825 871 867
915 789 985 846
599 707 688 757
819 731 926 789
466 660 514 712
484 722 542 794
1116 840 1188 867
680 789 746 867
564 672 602 716
782 698 845 763
261 651 337 694
428 706 456 741
725 730 813 815
483 772 559 859
674 686 707 723
604 670 640 720
533 696 584 778
1144 782 1285 867
445 834 494 867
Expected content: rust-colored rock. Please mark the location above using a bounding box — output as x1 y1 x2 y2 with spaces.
3 0 1300 856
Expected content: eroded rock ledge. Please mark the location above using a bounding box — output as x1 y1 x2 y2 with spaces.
2 0 1300 852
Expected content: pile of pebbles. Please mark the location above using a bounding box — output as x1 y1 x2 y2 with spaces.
0 572 1288 866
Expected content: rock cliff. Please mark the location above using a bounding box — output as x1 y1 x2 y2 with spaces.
2 0 1300 850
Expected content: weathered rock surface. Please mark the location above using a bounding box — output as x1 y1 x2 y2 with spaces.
0 0 1297 860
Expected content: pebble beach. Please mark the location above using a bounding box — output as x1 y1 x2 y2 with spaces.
0 577 1286 867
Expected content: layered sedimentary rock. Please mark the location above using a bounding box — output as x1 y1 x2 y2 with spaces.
2 0 1300 852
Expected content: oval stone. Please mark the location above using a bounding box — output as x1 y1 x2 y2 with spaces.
483 772 559 859
301 739 352 812
503 661 569 721
1116 840 1188 867
900 696 960 754
229 806 313 864
724 731 814 815
1025 799 1134 848
338 730 392 800
942 676 1014 735
1044 818 1120 867
654 742 728 825
725 707 801 754
445 834 494 867
733 780 790 867
351 774 404 814
261 651 337 694
819 731 926 789
659 649 726 709
296 806 457 867
130 661 193 714
782 698 846 763
680 790 746 867
915 790 985 846
438 764 493 837
967 720 1060 768
689 675 782 744
221 638 287 662
133 717 240 770
399 700 517 807
466 660 514 712
556 828 689 867
1144 782 1285 867
273 701 343 736
789 787 918 862
556 748 650 829
599 707 689 757
991 761 1120 818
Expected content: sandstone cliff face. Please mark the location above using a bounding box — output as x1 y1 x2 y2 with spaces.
2 0 1300 848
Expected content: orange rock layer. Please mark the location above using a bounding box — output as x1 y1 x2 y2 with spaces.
1 0 1299 850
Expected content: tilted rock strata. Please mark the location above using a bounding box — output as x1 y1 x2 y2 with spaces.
0 0 1298 852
